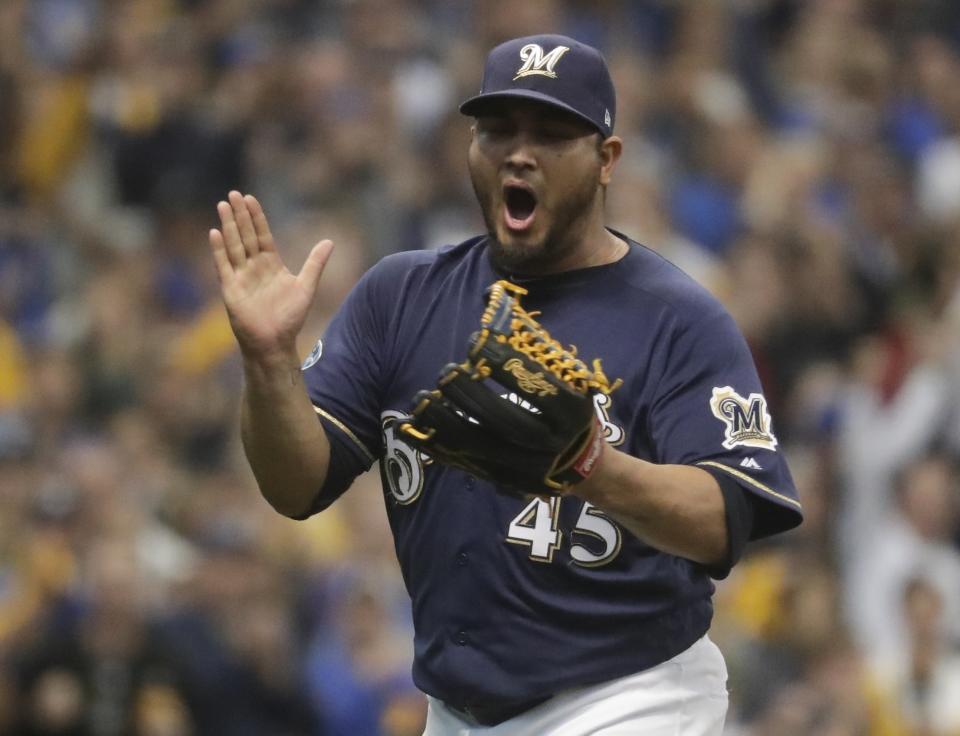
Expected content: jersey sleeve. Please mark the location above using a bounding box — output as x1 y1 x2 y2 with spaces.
648 306 803 541
298 260 398 513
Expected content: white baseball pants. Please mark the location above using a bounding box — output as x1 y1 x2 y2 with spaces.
422 635 729 736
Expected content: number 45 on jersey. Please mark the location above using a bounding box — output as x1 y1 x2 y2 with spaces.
382 409 624 569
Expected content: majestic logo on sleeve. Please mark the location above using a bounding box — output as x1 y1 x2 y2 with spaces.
709 386 778 451
514 44 570 80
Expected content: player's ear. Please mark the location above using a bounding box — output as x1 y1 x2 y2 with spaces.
598 135 622 186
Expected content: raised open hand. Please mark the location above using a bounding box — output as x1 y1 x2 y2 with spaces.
209 191 333 360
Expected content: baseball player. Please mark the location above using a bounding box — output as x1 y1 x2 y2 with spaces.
209 34 802 736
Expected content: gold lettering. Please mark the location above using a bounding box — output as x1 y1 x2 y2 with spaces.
503 358 558 397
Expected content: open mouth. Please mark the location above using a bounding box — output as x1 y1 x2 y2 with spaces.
503 184 537 230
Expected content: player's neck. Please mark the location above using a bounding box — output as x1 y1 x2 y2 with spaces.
549 222 628 274
494 231 627 280
583 227 629 269
557 192 626 270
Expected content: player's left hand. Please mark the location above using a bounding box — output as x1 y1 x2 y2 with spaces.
396 280 621 497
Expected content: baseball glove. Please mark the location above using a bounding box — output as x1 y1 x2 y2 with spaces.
397 280 621 496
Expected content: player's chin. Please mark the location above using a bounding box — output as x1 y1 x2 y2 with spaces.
489 231 547 270
497 227 541 249
494 216 547 250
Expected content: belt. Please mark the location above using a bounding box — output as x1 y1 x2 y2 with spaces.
447 695 553 727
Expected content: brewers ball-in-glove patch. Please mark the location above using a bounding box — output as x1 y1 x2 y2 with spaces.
398 280 621 496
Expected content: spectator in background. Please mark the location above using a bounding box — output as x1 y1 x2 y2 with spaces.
850 453 960 672
10 534 193 736
883 576 960 735
306 569 424 736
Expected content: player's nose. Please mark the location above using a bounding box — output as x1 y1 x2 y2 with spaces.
502 133 538 171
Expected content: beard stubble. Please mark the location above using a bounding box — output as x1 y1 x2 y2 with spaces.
469 164 602 276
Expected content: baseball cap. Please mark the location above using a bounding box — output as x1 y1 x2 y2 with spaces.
460 34 616 138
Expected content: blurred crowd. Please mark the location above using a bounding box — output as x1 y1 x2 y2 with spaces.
2 0 960 734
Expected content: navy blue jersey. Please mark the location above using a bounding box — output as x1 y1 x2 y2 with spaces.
301 234 801 710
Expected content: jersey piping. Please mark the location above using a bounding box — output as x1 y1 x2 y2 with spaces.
313 404 376 464
695 460 802 510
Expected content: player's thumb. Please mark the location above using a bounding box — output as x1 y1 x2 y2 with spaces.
297 239 334 293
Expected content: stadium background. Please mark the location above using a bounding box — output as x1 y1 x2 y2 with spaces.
2 0 960 733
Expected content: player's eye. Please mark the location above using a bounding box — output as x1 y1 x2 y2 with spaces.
476 118 513 138
536 123 584 142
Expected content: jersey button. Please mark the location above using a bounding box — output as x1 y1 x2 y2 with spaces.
464 477 475 491
457 552 468 566
456 630 468 646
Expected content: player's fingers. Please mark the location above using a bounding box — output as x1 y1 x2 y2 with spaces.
297 240 334 293
245 194 277 252
217 200 246 268
208 228 234 284
229 190 259 259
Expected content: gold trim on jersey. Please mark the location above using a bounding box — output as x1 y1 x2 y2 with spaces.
695 461 802 510
313 405 376 464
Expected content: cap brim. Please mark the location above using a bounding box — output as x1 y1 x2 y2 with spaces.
459 90 606 136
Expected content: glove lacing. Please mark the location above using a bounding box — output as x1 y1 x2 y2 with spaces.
480 281 622 395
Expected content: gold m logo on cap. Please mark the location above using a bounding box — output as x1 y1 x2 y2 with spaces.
514 44 570 80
